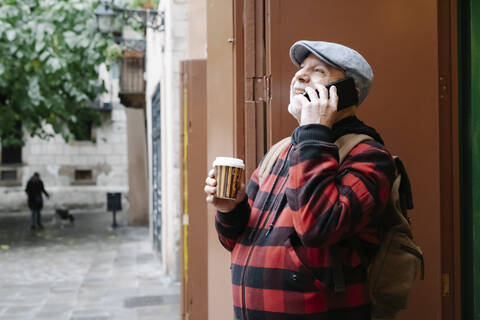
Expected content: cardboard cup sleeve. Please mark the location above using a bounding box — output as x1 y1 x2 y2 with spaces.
213 157 245 200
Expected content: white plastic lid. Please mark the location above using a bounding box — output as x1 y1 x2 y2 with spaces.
213 157 245 169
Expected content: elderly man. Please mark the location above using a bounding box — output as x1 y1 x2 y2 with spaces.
205 41 396 320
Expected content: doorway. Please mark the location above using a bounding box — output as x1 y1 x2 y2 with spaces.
238 0 459 319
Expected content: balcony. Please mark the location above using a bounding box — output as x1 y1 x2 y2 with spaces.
119 51 146 109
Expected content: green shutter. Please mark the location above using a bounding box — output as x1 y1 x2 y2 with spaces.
460 1 480 319
472 2 480 318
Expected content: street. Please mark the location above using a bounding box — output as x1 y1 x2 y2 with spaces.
0 210 180 320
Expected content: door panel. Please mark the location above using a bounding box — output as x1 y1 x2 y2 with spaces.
180 60 208 320
266 1 443 319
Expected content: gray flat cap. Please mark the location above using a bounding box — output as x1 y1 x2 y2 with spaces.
289 40 373 105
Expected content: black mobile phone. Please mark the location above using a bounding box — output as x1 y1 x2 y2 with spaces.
303 77 359 110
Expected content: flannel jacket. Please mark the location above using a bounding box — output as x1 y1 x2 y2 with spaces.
215 120 396 320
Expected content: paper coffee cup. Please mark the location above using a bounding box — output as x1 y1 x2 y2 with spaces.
213 157 245 200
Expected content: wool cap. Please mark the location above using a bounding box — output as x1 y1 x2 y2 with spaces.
289 40 373 105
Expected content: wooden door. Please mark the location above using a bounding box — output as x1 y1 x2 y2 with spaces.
242 0 459 319
180 59 208 320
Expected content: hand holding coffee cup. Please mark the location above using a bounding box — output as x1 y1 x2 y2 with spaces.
204 157 246 213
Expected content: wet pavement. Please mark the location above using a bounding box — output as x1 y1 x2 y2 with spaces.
0 210 180 320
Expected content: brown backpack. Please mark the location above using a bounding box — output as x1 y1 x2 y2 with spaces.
258 134 424 319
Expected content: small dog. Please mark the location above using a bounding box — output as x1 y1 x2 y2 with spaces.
55 208 75 223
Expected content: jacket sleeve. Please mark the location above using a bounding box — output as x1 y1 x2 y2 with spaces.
40 181 49 197
286 124 396 248
215 166 261 252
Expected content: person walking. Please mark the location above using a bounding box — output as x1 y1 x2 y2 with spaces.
204 40 396 319
25 172 50 230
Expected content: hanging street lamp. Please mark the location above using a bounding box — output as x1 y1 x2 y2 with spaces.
95 1 117 34
94 0 164 34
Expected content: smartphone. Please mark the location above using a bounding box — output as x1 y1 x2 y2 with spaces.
303 77 359 110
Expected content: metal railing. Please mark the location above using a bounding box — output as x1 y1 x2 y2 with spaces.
120 54 145 94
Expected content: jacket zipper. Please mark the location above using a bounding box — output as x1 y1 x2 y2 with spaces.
240 145 292 320
241 211 272 319
241 187 281 320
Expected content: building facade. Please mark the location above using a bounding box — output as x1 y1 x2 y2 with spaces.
0 64 129 214
145 0 188 279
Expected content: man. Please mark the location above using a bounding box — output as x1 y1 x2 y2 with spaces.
25 172 50 230
205 41 396 319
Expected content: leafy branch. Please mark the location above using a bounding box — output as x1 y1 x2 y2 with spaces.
0 0 111 146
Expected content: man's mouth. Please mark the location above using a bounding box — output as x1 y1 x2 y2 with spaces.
294 88 306 95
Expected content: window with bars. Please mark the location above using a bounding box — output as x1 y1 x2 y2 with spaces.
1 145 22 164
1 121 22 165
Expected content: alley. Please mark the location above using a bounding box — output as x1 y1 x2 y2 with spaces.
0 210 180 320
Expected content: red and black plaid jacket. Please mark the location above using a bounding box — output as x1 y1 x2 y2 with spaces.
216 122 396 320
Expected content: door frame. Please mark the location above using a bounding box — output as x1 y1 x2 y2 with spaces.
235 0 268 179
437 0 461 319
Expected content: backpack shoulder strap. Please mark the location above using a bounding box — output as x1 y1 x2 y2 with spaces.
331 133 375 293
335 133 374 164
258 137 291 185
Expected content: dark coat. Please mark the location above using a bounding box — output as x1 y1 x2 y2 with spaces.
25 178 49 211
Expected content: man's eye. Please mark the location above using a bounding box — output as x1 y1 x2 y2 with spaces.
315 69 324 73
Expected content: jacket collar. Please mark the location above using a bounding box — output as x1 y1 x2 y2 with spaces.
331 116 385 145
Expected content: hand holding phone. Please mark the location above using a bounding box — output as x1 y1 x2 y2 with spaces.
303 77 358 110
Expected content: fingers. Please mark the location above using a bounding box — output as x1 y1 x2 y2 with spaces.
205 169 218 203
329 85 338 111
204 185 216 195
316 84 328 105
304 87 318 103
206 194 215 203
205 183 217 204
208 168 216 178
293 90 310 107
205 176 217 186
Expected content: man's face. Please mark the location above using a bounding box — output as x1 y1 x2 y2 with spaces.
291 53 345 96
288 53 346 122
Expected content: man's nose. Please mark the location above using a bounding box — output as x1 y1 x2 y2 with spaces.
296 70 310 83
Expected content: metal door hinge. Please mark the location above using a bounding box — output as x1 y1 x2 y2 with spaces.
442 272 450 296
245 75 271 103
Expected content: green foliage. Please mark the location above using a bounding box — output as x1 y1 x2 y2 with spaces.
0 0 110 146
68 107 101 141
106 43 123 63
115 0 158 33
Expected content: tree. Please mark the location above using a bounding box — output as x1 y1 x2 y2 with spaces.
0 0 110 146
